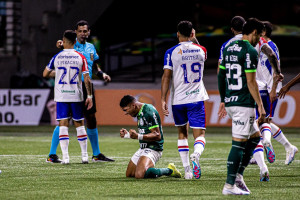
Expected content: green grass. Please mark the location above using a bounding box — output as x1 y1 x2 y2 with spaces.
0 126 299 200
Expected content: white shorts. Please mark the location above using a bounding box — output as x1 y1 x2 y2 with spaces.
225 106 259 139
131 148 162 166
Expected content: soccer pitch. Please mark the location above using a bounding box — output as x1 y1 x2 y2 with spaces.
0 126 299 200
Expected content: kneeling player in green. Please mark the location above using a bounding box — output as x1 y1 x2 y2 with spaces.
119 95 181 179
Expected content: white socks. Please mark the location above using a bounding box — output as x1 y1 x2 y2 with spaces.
260 123 272 146
178 139 190 171
194 136 206 156
77 126 88 161
59 126 88 163
59 126 69 163
253 141 268 173
270 123 292 151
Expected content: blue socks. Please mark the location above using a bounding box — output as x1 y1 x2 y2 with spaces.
87 128 100 156
49 126 60 156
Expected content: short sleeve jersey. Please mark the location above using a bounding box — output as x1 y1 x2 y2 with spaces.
219 40 258 108
74 41 99 80
163 41 209 105
47 49 89 102
137 104 164 151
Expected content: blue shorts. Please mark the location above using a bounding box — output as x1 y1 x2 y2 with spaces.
256 90 278 119
56 102 85 121
172 101 206 129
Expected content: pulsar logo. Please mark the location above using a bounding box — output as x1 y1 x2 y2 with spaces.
233 120 245 125
178 49 183 55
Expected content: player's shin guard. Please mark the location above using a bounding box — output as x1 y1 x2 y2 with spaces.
237 137 260 176
59 126 69 161
271 123 292 150
194 136 205 156
144 168 172 178
178 139 190 170
77 126 88 159
49 126 60 155
253 141 268 172
226 141 246 185
260 123 272 145
86 128 100 156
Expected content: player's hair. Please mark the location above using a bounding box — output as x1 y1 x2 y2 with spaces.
231 16 245 32
120 95 136 107
63 30 77 44
76 20 90 30
262 21 273 38
177 21 193 37
242 18 264 35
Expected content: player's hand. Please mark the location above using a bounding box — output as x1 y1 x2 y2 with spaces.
120 128 127 138
161 100 169 116
103 73 111 82
218 103 227 119
257 104 266 125
269 89 277 104
278 85 290 99
85 98 93 110
56 40 63 49
275 73 284 83
129 129 138 139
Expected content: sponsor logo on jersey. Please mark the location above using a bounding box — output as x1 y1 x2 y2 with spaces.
183 49 200 54
57 55 79 59
233 120 245 125
186 89 199 96
61 90 75 94
227 44 242 52
178 49 183 55
224 96 238 103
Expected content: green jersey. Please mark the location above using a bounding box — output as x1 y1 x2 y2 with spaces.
137 104 164 151
218 40 258 108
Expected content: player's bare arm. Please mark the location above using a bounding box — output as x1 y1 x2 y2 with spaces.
42 67 52 78
161 69 172 116
128 127 161 141
261 44 282 78
83 73 93 110
95 63 111 82
246 72 266 124
191 29 200 45
278 73 300 99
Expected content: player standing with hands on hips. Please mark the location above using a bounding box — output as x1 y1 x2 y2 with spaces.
43 30 92 164
46 20 114 163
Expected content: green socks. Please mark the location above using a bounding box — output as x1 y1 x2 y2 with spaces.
237 137 260 175
226 140 247 185
144 168 173 178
